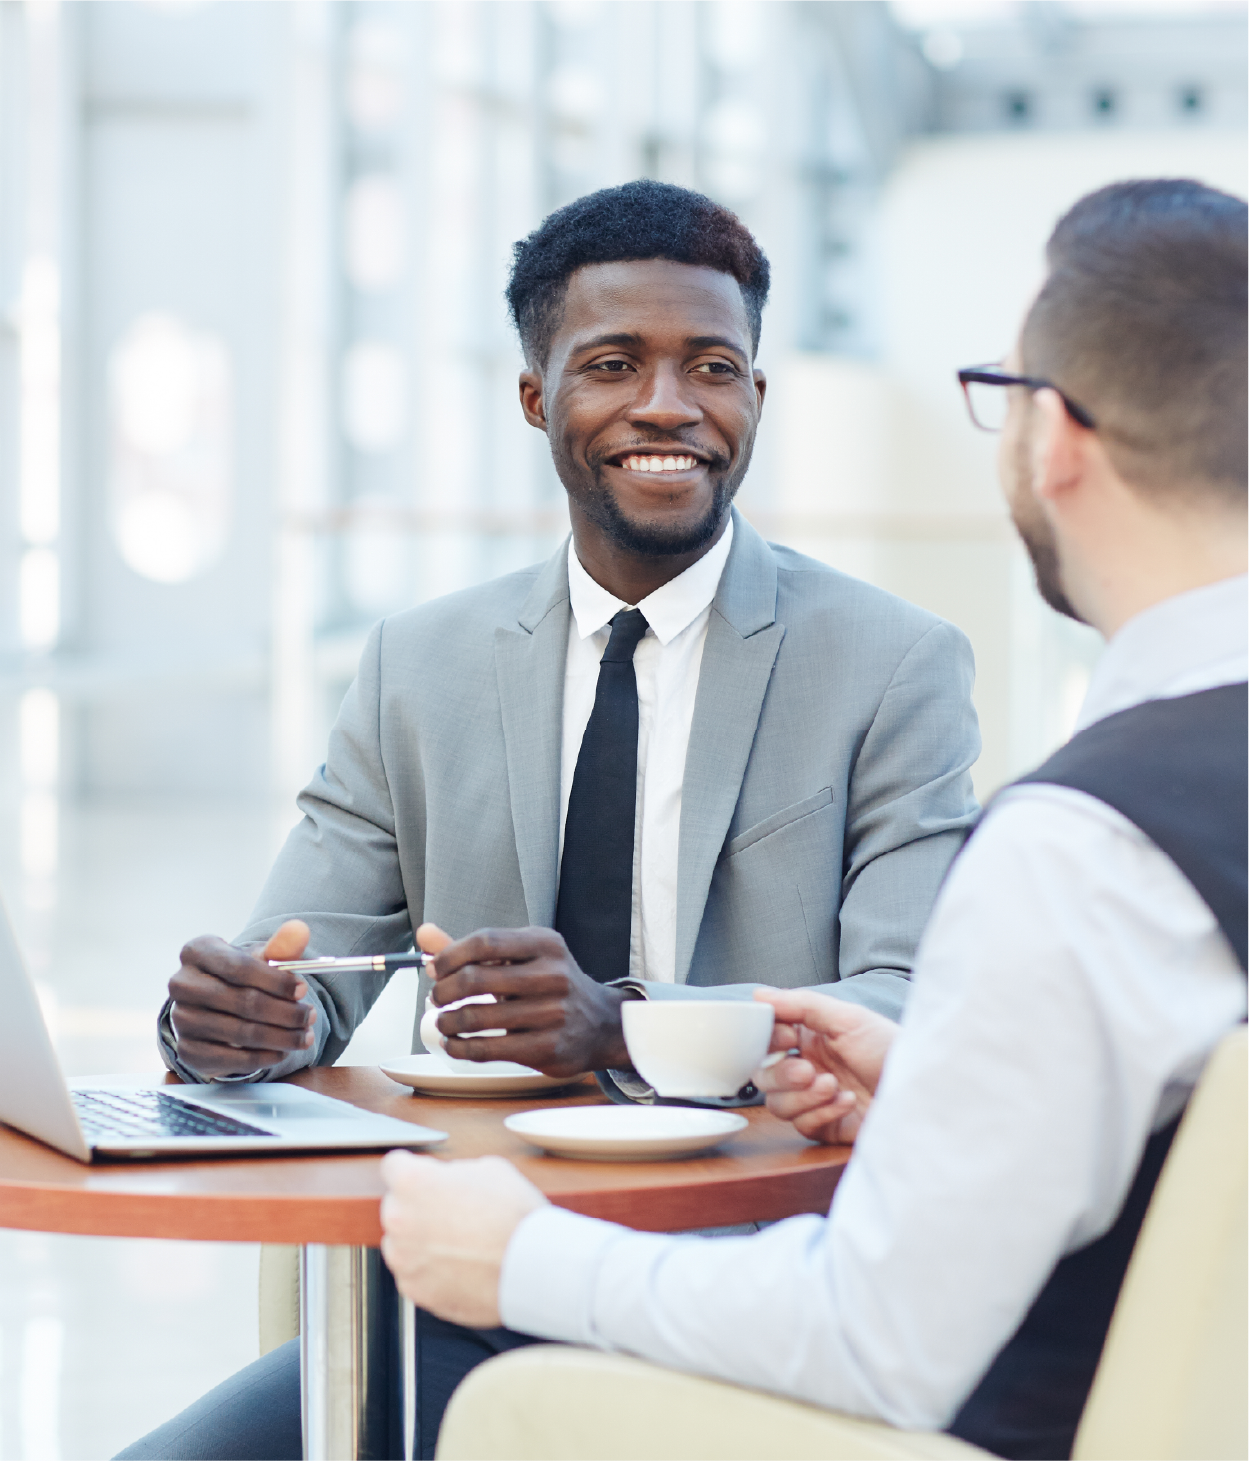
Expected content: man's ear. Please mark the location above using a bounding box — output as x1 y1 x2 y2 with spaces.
753 369 767 415
1029 388 1090 508
519 369 548 432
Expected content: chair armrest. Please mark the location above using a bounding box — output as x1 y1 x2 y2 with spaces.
437 1345 989 1460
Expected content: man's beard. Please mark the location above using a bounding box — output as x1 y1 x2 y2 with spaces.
1009 431 1083 622
581 474 736 556
555 433 746 556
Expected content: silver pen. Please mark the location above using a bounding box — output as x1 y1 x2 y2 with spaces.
268 953 434 974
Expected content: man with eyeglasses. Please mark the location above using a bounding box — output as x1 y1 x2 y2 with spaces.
380 178 1247 1460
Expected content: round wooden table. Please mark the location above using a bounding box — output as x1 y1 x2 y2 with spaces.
0 1066 850 1241
0 1068 851 1460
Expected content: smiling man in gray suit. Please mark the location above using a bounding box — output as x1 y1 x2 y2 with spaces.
158 179 979 1104
125 182 981 1461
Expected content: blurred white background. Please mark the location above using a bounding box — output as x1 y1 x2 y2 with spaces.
0 0 1244 1453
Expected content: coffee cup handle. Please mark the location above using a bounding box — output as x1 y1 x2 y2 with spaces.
419 995 447 1058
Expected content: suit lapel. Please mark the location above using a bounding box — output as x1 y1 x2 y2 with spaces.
674 513 784 984
495 544 572 927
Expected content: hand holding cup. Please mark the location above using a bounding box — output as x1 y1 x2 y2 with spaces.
751 988 898 1145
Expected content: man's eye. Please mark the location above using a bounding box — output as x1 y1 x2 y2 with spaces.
589 360 633 373
693 361 737 375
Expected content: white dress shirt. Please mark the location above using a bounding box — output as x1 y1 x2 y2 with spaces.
561 518 733 985
500 573 1247 1429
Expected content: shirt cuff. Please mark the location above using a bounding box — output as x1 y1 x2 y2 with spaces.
609 979 650 999
498 1206 629 1345
598 1069 657 1103
598 982 653 1101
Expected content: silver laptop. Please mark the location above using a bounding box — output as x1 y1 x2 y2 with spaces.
0 896 447 1161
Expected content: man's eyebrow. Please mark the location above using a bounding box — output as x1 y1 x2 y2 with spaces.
686 335 749 360
571 332 646 353
569 331 750 360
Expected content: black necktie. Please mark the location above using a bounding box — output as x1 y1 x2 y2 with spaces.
555 608 650 983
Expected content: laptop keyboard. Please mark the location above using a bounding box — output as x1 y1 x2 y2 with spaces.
71 1089 278 1142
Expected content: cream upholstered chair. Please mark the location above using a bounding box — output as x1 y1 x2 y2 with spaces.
436 1028 1247 1461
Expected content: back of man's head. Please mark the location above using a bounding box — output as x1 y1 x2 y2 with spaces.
1022 178 1247 504
507 179 771 369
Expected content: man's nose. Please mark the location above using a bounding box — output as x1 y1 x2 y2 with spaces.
625 363 703 432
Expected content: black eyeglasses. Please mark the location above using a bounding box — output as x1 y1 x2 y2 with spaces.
957 364 1097 433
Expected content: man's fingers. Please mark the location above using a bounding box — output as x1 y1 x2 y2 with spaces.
170 966 313 1029
380 1148 437 1193
441 1030 583 1078
441 1031 551 1066
432 927 567 981
432 958 568 1008
180 935 308 1003
438 994 566 1037
766 1019 801 1053
754 1055 818 1094
763 1073 842 1121
768 1087 856 1138
416 923 454 956
378 1154 545 1327
261 920 311 964
791 1093 859 1145
380 1151 521 1206
168 930 320 1072
171 1003 314 1052
420 927 619 1075
168 1035 289 1075
755 986 870 1041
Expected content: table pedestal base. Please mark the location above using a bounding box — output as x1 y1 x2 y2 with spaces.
300 1244 415 1461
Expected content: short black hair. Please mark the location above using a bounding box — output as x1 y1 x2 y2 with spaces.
507 180 771 368
1022 178 1247 501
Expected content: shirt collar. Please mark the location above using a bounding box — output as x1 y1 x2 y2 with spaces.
566 516 734 648
1076 573 1248 731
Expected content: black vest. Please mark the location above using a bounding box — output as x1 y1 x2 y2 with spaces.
948 682 1248 1460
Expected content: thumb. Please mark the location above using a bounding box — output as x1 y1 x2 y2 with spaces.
262 919 311 962
416 923 453 956
380 1148 431 1192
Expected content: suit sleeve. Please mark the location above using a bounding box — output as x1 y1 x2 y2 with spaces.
158 619 414 1083
833 619 980 1019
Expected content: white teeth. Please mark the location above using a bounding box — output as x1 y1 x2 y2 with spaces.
620 454 697 473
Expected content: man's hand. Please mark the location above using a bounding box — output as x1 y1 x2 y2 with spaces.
417 924 632 1076
753 988 899 1146
379 1151 548 1327
168 920 316 1078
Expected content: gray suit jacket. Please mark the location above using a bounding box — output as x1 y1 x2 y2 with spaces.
160 511 979 1083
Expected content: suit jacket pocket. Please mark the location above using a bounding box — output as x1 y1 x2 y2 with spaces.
725 786 835 860
692 785 843 988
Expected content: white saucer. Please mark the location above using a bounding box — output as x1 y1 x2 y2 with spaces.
379 1054 578 1098
504 1106 748 1161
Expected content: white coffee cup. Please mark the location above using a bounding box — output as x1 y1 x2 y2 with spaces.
419 992 515 1070
621 999 775 1099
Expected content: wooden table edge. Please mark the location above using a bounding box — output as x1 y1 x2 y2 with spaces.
0 1158 848 1245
